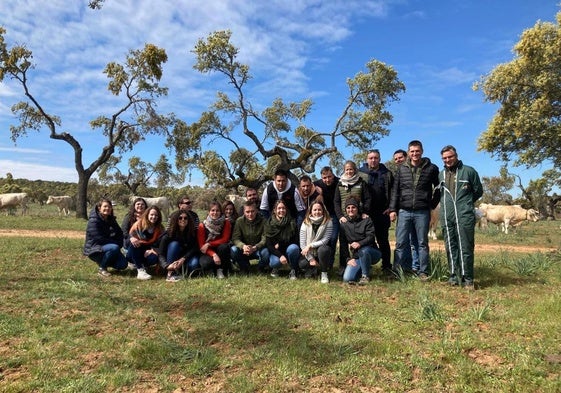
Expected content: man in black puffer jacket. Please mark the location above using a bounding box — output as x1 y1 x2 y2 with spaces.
389 140 440 280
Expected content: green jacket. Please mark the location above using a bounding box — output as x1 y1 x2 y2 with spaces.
232 214 266 249
439 161 483 225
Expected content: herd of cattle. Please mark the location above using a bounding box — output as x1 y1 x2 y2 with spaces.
0 193 75 216
0 192 543 235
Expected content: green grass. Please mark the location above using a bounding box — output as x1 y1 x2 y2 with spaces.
0 215 561 392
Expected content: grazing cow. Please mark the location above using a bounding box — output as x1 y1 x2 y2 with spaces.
130 195 170 218
429 204 439 240
46 195 73 216
0 192 28 215
478 203 540 234
226 194 247 210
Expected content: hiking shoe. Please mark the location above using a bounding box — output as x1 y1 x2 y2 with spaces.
137 268 152 280
320 272 329 284
358 275 370 285
289 269 297 280
463 280 475 290
447 278 459 286
216 268 225 279
98 268 111 277
270 268 279 278
166 274 183 282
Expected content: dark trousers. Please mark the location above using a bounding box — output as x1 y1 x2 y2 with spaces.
199 243 232 274
370 211 391 270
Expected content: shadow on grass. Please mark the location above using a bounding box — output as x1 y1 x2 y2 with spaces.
475 265 548 289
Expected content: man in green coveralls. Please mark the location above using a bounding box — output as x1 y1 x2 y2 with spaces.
439 145 483 289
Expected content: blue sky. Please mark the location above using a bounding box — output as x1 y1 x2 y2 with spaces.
0 0 559 192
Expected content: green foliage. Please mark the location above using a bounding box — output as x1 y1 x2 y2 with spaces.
181 30 405 189
475 11 561 169
480 166 515 204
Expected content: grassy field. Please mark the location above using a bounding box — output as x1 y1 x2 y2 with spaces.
0 209 560 392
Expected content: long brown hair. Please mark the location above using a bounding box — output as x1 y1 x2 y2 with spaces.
168 209 195 238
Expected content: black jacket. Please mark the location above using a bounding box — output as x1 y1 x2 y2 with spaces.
359 163 393 213
389 157 440 212
83 207 124 256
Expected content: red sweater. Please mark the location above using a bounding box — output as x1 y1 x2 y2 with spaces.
197 220 232 257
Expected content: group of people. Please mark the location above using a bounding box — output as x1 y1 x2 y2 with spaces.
84 140 482 287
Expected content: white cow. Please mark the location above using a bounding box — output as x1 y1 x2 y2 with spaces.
46 195 73 216
0 192 28 215
130 195 171 218
428 204 439 240
478 203 540 234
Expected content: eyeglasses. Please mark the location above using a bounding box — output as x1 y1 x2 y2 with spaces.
180 201 192 205
178 216 189 221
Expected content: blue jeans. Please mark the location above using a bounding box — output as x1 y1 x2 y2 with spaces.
269 244 300 270
343 246 381 282
231 246 270 272
394 209 430 275
127 245 159 269
89 243 128 270
329 216 340 269
411 231 420 271
165 241 199 273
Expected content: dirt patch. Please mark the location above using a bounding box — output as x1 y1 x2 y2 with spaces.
0 229 84 239
0 229 557 254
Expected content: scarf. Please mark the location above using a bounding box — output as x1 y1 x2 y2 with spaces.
302 218 329 260
310 215 324 225
266 214 293 242
203 214 226 242
339 172 360 189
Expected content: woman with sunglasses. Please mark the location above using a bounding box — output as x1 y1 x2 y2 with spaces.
158 210 200 282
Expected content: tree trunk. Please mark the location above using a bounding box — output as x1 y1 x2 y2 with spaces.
75 171 91 220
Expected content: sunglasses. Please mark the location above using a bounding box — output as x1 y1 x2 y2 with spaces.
178 216 189 221
180 201 192 205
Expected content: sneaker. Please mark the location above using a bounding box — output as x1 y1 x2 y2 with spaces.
358 275 369 285
166 274 183 282
270 268 279 278
289 269 297 280
320 272 329 284
447 277 459 286
98 268 111 277
137 268 152 280
418 273 430 282
127 262 136 271
216 268 225 279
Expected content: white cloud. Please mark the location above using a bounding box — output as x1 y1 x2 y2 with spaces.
0 160 77 182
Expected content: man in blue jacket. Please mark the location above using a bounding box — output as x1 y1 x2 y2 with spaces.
439 145 483 289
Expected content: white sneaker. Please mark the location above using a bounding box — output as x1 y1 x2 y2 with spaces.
216 268 225 279
127 262 136 271
320 272 329 284
137 268 152 280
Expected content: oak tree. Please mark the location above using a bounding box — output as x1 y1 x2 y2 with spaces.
475 11 561 170
173 30 405 189
0 27 181 218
